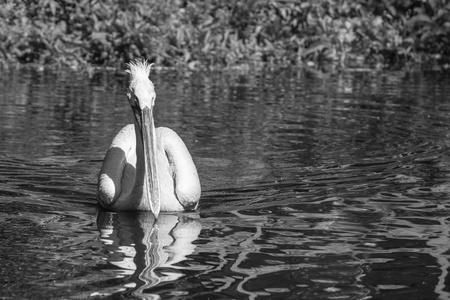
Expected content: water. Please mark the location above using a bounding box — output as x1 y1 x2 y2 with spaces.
1 67 450 299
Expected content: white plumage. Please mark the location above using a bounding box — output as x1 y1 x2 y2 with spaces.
97 60 201 217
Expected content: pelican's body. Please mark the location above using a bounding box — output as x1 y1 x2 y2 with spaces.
97 60 201 216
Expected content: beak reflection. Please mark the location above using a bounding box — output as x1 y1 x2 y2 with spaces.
97 210 201 297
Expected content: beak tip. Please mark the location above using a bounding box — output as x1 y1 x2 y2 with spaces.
151 202 160 219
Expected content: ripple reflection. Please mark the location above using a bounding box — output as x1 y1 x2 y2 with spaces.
96 211 201 298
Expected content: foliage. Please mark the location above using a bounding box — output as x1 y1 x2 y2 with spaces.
1 0 450 70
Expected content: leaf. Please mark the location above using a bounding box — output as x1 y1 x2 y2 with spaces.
49 0 58 16
405 14 431 29
302 41 329 57
92 32 109 43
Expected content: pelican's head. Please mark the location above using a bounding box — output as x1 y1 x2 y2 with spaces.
126 60 156 118
126 60 160 218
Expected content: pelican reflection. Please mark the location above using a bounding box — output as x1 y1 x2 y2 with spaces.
97 210 201 298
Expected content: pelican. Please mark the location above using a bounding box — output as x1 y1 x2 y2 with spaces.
97 60 201 217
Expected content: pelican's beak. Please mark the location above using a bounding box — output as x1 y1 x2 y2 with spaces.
141 106 161 218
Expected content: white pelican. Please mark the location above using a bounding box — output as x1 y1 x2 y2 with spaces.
97 60 201 217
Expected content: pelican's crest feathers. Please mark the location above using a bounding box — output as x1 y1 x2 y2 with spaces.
126 60 154 86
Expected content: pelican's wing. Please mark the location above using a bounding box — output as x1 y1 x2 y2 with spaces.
98 124 136 208
157 127 201 208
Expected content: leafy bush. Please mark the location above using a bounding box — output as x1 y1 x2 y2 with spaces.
1 0 450 70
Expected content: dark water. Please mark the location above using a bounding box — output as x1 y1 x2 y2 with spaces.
1 67 450 299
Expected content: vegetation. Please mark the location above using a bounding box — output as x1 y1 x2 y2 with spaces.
1 0 450 70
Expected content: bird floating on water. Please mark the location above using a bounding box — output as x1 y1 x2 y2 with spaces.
97 60 201 218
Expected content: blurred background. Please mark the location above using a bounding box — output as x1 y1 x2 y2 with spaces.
1 0 450 71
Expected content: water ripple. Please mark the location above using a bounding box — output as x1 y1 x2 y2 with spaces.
2 69 450 299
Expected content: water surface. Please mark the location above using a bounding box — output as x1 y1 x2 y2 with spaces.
1 68 450 299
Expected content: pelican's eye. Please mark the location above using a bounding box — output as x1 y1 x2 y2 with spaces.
127 92 140 108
